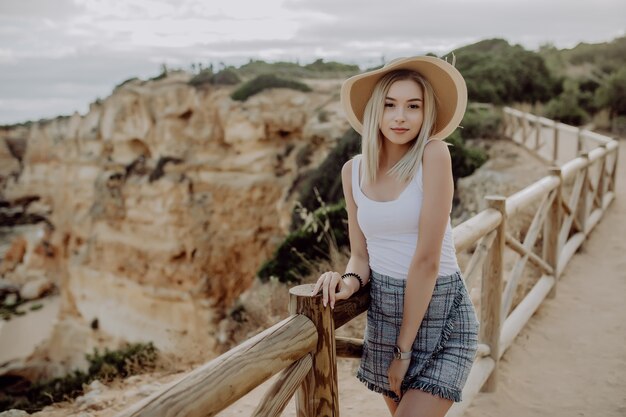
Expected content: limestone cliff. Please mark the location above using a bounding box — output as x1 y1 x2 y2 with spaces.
0 72 349 362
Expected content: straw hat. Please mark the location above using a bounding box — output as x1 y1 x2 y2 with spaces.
340 56 467 140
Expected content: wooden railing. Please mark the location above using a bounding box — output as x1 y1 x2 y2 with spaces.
115 107 619 417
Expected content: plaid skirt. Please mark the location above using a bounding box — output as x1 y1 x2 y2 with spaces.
356 270 479 402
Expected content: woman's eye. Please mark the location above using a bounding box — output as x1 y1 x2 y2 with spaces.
409 104 420 109
384 102 394 108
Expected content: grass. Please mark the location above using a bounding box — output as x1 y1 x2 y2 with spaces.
0 343 159 413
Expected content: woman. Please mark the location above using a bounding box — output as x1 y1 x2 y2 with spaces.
311 56 479 417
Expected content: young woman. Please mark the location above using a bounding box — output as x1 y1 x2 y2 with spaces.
311 56 479 417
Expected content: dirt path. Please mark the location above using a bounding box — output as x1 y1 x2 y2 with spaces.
464 139 626 417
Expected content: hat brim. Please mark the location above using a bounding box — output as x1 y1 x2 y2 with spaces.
340 56 467 140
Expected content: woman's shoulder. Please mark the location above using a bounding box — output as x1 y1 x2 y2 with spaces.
423 140 451 162
341 155 361 185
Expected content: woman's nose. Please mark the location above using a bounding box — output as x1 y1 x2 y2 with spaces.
394 108 405 122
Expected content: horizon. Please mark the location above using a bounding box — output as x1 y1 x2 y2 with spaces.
1 0 625 125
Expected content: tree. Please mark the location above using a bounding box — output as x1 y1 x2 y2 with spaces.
595 68 626 117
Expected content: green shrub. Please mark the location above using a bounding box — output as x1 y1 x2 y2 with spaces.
544 80 590 125
189 68 241 87
188 69 214 87
0 343 158 413
290 128 361 230
460 106 502 139
446 130 489 179
595 67 626 117
257 200 349 283
231 74 311 101
303 59 359 73
453 39 560 104
210 68 241 85
236 59 359 79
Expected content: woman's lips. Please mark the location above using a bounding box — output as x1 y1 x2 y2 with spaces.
391 128 409 133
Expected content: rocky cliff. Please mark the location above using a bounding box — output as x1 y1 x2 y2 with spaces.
0 72 349 364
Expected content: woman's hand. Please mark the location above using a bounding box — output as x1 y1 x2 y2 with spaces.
310 271 356 309
388 358 411 399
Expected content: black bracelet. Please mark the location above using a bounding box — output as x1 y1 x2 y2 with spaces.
341 272 363 288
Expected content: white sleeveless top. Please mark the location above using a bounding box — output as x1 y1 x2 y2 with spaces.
351 154 460 279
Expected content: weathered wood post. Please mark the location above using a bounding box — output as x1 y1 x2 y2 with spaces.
289 285 339 417
535 118 541 151
576 128 583 155
481 196 506 392
597 144 608 205
521 114 528 146
610 137 619 195
577 152 590 239
545 168 562 298
552 123 560 163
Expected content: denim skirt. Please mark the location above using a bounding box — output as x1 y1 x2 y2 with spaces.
356 270 479 402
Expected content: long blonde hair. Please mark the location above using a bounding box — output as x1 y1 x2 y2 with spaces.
361 70 438 184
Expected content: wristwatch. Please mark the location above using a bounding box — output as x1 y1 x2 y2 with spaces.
393 346 412 360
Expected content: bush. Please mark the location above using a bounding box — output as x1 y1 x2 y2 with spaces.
236 59 360 79
446 131 489 179
303 58 359 74
460 106 502 139
210 68 241 85
544 80 590 125
0 343 158 413
230 74 312 101
290 128 361 230
188 69 214 87
453 39 559 104
189 68 241 87
257 200 349 283
595 67 626 117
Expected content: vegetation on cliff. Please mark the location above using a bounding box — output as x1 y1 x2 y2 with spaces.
231 74 312 101
0 343 158 413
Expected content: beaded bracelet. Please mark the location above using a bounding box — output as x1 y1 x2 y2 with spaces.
341 272 364 289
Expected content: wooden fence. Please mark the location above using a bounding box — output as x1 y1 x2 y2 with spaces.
115 107 619 417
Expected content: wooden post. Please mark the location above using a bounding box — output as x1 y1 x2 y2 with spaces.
545 168 562 298
480 196 506 392
535 118 541 151
576 129 583 155
289 285 339 417
577 152 590 239
504 110 510 138
521 114 528 146
597 145 607 207
552 123 559 164
610 138 619 194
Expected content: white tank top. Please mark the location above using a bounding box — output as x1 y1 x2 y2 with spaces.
351 153 460 279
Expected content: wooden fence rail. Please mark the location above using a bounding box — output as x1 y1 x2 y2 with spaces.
115 107 618 417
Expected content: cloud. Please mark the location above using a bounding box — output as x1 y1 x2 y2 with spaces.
0 0 85 19
285 0 626 51
1 0 625 125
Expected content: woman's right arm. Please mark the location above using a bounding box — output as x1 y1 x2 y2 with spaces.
310 159 370 309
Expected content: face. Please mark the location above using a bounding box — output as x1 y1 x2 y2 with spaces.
380 78 424 146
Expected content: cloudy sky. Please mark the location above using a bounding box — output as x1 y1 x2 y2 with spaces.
1 0 624 125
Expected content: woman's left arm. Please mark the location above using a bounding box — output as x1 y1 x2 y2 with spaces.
387 139 455 398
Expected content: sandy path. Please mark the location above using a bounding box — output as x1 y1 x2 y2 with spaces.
464 139 626 417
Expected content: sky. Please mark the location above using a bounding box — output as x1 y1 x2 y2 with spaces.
0 0 624 125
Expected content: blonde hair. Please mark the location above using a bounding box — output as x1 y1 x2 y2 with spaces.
360 70 438 184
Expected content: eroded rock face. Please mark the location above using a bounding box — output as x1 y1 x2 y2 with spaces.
0 73 350 361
